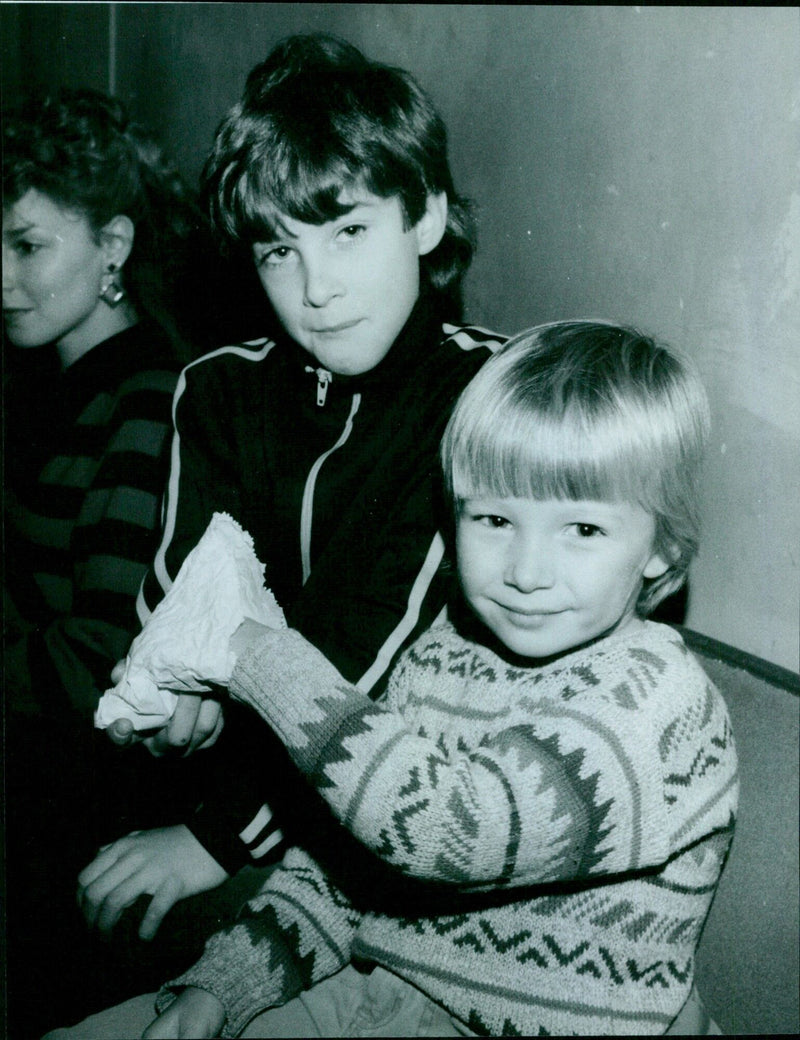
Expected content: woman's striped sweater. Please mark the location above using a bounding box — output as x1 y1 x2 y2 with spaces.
4 323 182 720
158 616 738 1036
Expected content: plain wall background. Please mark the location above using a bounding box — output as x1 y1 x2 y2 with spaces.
2 3 798 672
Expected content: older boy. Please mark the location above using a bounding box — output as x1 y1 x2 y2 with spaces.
77 33 504 941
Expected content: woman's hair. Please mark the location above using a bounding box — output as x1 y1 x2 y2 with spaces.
441 321 711 614
3 88 201 353
201 33 475 308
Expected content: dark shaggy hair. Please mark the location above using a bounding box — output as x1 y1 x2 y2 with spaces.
202 34 475 310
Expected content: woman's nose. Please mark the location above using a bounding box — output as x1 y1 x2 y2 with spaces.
2 247 17 293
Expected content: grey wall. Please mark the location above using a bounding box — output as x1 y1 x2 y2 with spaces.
4 4 799 672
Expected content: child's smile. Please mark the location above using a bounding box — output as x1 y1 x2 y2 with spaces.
456 496 669 660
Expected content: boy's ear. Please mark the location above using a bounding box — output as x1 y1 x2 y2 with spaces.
99 214 135 270
643 551 671 580
414 191 448 257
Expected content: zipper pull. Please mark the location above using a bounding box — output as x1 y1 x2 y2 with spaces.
305 366 332 407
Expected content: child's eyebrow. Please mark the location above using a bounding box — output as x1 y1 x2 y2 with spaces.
268 220 299 242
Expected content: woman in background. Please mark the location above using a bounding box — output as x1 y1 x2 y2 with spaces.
1 87 226 1036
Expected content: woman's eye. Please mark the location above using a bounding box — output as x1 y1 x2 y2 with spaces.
15 240 41 257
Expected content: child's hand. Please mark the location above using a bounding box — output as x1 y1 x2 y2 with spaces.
77 824 228 940
228 616 271 660
142 987 225 1038
106 693 224 756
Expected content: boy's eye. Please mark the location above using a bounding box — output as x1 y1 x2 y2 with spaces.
476 514 510 529
572 523 603 538
255 245 293 268
338 224 366 241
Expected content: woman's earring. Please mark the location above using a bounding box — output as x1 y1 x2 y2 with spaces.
99 264 126 308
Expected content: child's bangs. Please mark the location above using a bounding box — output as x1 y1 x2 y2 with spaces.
233 139 368 241
450 398 660 508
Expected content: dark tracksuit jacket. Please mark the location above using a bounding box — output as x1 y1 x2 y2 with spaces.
137 292 506 872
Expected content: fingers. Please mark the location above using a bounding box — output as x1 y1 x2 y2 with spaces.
138 875 182 941
189 698 224 753
77 833 154 933
77 835 135 893
126 694 224 757
196 707 225 751
110 658 127 685
107 717 136 747
166 693 203 749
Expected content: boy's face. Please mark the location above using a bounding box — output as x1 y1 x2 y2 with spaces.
252 191 442 376
456 496 669 660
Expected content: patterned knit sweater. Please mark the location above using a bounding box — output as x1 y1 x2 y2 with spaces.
159 618 738 1036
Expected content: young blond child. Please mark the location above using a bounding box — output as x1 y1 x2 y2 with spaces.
53 321 738 1037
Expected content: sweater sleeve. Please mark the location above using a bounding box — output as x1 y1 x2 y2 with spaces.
229 626 731 890
154 846 361 1038
5 363 178 721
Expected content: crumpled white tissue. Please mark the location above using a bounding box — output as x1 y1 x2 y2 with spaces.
95 512 285 731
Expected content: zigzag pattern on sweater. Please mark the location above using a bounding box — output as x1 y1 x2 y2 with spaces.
391 913 693 987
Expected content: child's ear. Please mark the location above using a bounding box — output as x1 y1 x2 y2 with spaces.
99 214 135 270
643 551 671 580
414 191 448 257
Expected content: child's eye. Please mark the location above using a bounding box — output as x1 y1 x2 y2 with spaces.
476 514 510 529
572 523 603 538
337 224 366 242
255 245 293 268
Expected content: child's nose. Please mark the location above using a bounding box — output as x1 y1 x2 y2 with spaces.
302 256 343 308
504 536 554 592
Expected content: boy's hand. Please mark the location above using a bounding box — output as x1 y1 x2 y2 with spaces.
142 988 225 1039
77 824 228 940
107 694 224 756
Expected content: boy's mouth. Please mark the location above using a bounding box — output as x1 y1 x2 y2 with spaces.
310 319 364 335
498 605 567 623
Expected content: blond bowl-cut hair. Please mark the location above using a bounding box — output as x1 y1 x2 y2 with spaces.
440 320 711 615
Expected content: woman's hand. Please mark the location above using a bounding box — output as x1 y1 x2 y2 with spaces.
142 988 225 1039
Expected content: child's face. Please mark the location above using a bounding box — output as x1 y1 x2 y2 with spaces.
456 496 669 660
252 191 439 376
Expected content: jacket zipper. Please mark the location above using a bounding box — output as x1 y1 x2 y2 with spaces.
305 365 333 407
299 392 362 584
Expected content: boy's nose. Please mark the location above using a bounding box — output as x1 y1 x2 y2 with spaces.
504 536 555 592
302 258 343 308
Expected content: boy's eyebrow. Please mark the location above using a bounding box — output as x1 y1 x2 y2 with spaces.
255 199 377 244
266 220 299 242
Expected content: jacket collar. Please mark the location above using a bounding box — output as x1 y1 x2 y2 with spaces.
285 289 447 402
